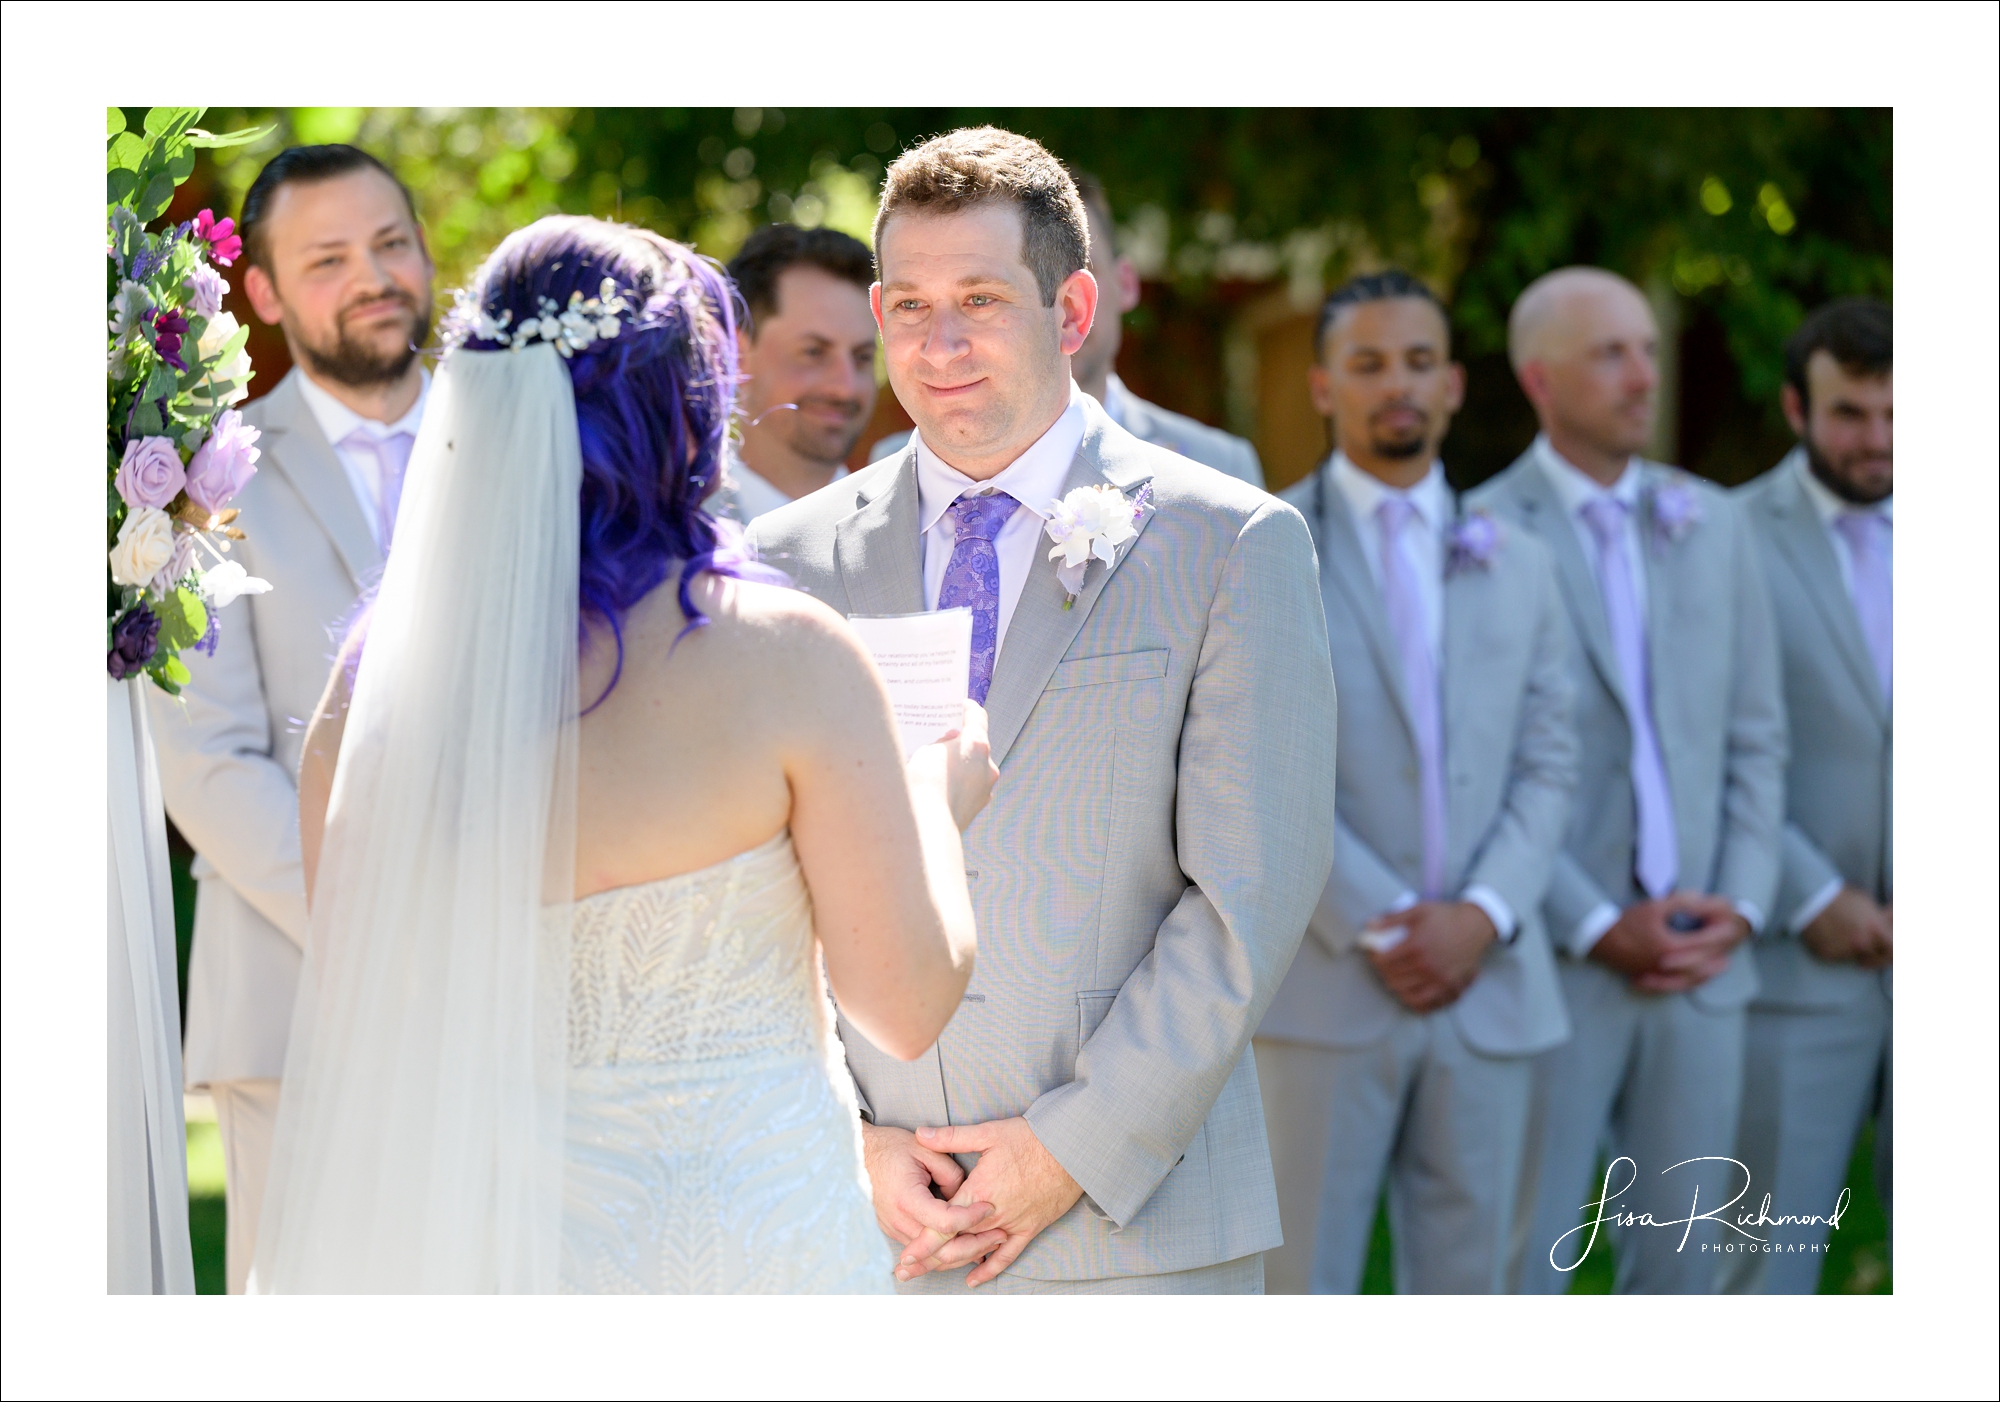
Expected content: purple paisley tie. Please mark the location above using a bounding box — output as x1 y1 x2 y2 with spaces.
936 491 1019 705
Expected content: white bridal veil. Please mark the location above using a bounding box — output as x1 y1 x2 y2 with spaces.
253 343 581 1292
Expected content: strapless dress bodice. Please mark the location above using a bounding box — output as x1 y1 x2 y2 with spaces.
567 831 826 1072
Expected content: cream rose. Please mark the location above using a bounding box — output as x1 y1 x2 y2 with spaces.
192 311 252 408
109 508 177 587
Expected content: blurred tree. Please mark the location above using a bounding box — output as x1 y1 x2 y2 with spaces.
191 107 1888 482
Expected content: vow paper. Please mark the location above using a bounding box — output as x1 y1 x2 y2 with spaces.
846 608 973 757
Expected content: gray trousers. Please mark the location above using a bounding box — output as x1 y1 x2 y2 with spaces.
1724 983 1891 1293
1255 1015 1530 1295
893 1251 1262 1294
1512 960 1745 1295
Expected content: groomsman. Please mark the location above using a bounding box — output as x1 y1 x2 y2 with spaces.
1470 268 1787 1294
707 223 877 524
751 127 1335 1293
147 145 434 1293
1255 272 1577 1293
1728 299 1893 1292
870 171 1264 488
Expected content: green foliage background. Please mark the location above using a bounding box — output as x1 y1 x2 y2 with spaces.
191 106 1888 413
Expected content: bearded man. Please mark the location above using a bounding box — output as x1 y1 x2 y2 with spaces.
147 144 435 1293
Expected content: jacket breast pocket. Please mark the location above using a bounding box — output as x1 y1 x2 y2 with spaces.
1047 648 1169 690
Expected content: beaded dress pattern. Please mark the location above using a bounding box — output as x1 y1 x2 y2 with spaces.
559 832 891 1293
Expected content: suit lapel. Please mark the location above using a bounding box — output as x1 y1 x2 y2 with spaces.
256 371 383 589
1507 460 1632 718
833 450 925 617
1314 467 1421 749
1440 518 1488 809
983 408 1158 767
1764 459 1888 724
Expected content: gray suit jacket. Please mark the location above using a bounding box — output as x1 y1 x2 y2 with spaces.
749 396 1337 1280
1260 461 1577 1056
1469 451 1787 1012
870 383 1266 489
147 370 378 1085
1738 450 1892 1009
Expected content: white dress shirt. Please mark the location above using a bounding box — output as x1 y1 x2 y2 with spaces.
1331 452 1517 943
295 368 430 550
1796 447 1893 603
1786 449 1893 935
915 383 1087 658
1534 436 1763 953
1535 434 1649 619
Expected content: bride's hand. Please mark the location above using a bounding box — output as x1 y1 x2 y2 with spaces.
908 701 998 832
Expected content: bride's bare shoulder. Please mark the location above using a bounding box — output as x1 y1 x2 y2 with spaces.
681 573 875 685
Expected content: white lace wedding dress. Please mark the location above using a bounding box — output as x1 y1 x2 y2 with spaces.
559 831 893 1293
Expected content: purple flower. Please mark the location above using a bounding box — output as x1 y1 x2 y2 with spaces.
184 260 227 321
191 601 220 656
127 224 181 284
115 436 187 510
1647 480 1703 543
153 309 190 372
107 606 161 680
195 209 242 267
1446 512 1501 575
184 409 261 514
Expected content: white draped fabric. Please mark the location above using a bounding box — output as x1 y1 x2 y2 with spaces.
107 675 196 1294
253 345 580 1292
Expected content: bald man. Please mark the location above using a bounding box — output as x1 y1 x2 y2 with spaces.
1468 268 1786 1294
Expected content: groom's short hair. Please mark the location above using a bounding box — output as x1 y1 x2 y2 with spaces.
873 127 1089 306
239 144 420 276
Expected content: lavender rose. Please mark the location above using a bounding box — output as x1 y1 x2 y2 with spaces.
185 409 261 514
115 436 186 511
185 260 227 321
107 605 162 680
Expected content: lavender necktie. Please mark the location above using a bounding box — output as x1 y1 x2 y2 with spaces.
344 428 415 550
1834 510 1892 704
1581 497 1678 899
936 491 1019 705
1375 498 1448 901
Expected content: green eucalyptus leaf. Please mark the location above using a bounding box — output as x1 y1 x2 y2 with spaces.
145 363 179 401
107 168 138 205
132 398 163 436
167 147 196 181
108 131 145 173
107 107 127 137
143 106 200 138
160 655 190 690
187 123 276 150
137 172 176 222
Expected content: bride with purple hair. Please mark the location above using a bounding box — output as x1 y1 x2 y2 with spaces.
250 215 995 1292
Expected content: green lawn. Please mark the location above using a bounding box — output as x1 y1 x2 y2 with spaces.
169 842 1888 1297
1356 1123 1891 1294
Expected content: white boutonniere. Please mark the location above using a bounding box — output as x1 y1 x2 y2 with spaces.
1044 482 1151 606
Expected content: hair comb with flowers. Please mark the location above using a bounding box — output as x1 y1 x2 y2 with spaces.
439 277 636 357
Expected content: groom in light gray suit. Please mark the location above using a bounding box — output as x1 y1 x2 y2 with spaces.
1255 273 1577 1294
146 145 433 1293
749 127 1337 1293
1728 299 1893 1292
1470 268 1787 1294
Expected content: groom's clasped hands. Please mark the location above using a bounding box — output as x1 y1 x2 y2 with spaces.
863 1118 1084 1287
